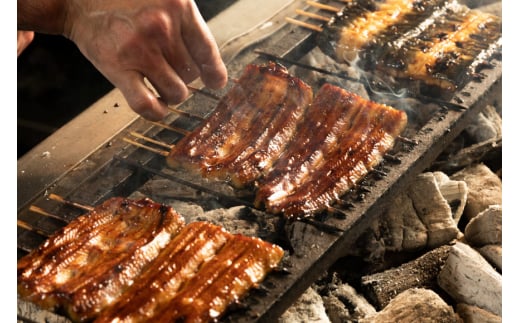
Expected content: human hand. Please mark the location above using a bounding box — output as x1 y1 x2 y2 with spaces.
17 30 35 57
63 0 228 121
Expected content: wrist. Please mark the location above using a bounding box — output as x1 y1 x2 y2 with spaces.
17 0 69 35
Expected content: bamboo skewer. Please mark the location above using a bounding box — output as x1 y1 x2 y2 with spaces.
123 137 170 156
168 106 204 120
129 131 174 150
187 85 222 101
149 121 191 136
28 205 68 222
285 17 324 32
306 0 341 13
18 194 96 237
47 193 94 212
17 219 50 237
295 9 332 22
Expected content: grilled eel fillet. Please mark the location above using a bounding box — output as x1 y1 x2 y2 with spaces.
96 222 284 322
255 83 408 219
167 61 313 189
17 198 284 323
317 0 502 92
17 197 186 322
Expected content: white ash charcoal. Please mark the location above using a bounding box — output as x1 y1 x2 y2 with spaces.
437 242 502 316
464 105 501 143
380 99 438 133
134 178 201 200
356 172 464 258
464 205 502 247
359 288 460 323
456 303 502 323
459 0 502 11
321 273 376 323
360 245 451 310
478 244 502 271
279 286 331 323
164 202 205 222
433 138 502 173
451 163 502 221
193 206 260 236
291 47 369 98
128 189 206 222
433 171 468 224
191 206 282 239
473 1 502 18
18 298 73 323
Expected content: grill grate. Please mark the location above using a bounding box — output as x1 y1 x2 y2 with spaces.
17 2 502 321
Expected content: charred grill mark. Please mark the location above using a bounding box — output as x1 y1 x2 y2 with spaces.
271 103 383 218
316 0 376 60
95 222 231 322
377 8 502 91
254 83 364 211
316 0 501 94
167 62 313 189
18 203 284 323
287 110 406 218
333 0 431 62
151 232 284 322
228 76 313 188
17 197 185 321
359 0 455 68
263 86 407 219
167 64 267 175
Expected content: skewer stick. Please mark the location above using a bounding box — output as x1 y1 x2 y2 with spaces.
129 131 174 150
17 219 50 237
47 193 94 212
285 17 324 32
187 85 222 101
306 0 341 13
149 121 191 136
296 9 332 22
29 205 69 222
168 106 205 120
123 137 170 156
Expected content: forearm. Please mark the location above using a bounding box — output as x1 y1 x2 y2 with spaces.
17 0 68 34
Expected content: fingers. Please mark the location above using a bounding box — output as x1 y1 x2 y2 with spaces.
114 70 171 121
17 30 34 57
181 2 228 90
69 0 228 122
144 52 192 107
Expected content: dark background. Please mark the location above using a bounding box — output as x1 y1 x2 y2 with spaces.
17 0 237 159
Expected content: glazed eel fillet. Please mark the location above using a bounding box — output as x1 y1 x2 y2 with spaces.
17 197 186 322
167 62 313 189
96 222 284 323
18 199 284 323
255 83 408 219
317 0 502 92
